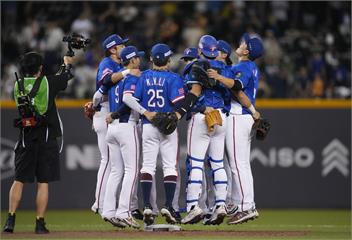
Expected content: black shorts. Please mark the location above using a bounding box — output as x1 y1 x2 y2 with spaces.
14 138 60 183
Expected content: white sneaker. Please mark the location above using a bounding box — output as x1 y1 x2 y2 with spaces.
121 217 141 229
209 205 226 225
104 217 127 228
181 205 203 224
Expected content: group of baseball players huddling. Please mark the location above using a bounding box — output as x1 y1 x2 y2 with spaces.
84 31 265 229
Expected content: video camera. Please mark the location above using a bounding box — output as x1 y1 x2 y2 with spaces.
62 33 91 57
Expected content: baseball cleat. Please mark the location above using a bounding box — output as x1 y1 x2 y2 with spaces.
131 209 143 220
227 208 259 225
104 217 127 228
160 206 178 224
209 205 226 225
174 211 182 223
143 206 155 226
181 205 203 224
226 204 239 217
35 218 49 234
202 213 212 225
121 217 141 229
3 213 15 233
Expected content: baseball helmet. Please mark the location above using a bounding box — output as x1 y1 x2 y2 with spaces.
198 35 218 58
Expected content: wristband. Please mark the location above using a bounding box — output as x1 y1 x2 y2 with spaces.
111 112 120 119
121 69 131 77
248 104 256 114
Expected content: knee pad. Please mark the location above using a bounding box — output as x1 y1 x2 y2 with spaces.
209 157 227 184
187 155 204 183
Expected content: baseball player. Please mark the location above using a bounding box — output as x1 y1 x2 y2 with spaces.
91 34 142 223
123 43 185 225
214 40 236 215
103 46 145 228
208 33 263 224
180 47 213 219
174 35 229 225
90 34 133 217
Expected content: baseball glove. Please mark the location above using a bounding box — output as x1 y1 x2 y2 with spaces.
150 112 178 135
83 101 95 120
191 60 217 89
205 109 222 132
254 118 271 140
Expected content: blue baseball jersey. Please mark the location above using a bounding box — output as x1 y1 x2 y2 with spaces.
185 59 230 111
230 60 260 115
134 69 185 124
96 57 123 91
108 69 139 122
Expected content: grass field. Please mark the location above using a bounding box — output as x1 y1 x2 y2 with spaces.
1 209 351 240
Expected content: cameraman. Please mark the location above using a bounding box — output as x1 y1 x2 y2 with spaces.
2 52 74 234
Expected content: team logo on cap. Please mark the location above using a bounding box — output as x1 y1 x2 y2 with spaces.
164 50 172 57
210 46 217 51
106 41 116 49
126 52 137 59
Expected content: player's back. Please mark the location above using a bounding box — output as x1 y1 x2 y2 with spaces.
137 69 183 113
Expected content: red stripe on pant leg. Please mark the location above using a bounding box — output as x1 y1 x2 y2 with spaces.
188 117 195 155
128 126 139 215
233 116 244 211
175 130 179 176
97 145 110 210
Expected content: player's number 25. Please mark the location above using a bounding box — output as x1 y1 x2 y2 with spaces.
147 89 165 107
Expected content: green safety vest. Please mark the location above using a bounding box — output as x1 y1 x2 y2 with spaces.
14 76 49 115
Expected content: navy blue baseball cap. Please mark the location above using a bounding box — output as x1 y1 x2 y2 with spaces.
198 35 218 58
217 40 232 55
180 47 198 60
151 43 173 62
241 33 264 60
102 34 129 50
120 46 145 64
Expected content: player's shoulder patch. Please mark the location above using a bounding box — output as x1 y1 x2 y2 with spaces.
234 71 242 78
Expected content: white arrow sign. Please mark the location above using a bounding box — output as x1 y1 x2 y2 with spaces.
322 139 349 156
322 160 349 177
322 139 349 177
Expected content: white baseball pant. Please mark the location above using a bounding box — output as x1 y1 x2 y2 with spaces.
103 120 139 219
140 124 178 178
225 114 255 212
92 103 110 215
186 111 227 212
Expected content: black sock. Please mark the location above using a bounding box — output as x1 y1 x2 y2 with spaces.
164 175 177 207
140 173 153 207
